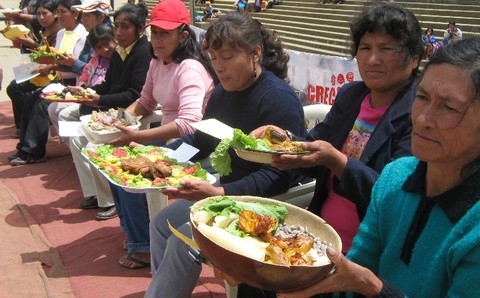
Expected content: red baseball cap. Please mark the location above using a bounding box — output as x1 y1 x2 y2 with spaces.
145 0 191 30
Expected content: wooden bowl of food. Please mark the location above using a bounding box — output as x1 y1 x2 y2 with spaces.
190 196 342 292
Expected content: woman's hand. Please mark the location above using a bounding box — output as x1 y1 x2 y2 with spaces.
108 125 140 147
56 53 77 67
161 180 224 201
278 247 383 298
250 125 289 140
35 64 54 76
213 267 241 287
13 36 36 48
81 92 100 106
271 140 347 177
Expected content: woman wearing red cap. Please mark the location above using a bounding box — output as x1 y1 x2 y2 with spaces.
105 0 217 269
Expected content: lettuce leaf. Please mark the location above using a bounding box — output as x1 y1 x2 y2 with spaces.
210 129 272 176
197 197 288 235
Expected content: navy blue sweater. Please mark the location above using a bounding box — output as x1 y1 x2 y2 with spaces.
171 70 308 197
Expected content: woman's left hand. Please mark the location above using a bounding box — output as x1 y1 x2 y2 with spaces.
56 53 76 67
272 140 347 174
81 92 100 106
278 247 383 298
161 180 224 201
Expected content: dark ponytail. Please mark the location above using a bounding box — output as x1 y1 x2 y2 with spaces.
204 12 289 80
114 2 148 35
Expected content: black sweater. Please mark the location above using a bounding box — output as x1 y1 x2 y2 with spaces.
80 35 152 115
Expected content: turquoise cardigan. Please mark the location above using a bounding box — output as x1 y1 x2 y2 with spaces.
348 156 480 297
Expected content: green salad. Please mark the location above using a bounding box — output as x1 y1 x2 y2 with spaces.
210 129 271 177
192 196 288 237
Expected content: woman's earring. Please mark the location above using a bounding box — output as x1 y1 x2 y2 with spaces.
253 66 257 78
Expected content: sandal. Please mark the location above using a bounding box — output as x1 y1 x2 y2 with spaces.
119 254 150 269
122 239 128 251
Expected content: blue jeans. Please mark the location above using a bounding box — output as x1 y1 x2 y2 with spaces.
109 183 150 254
145 199 203 298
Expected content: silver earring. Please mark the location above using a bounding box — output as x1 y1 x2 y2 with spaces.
253 66 257 78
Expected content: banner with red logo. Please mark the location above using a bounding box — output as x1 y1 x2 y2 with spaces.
191 26 360 107
286 49 360 107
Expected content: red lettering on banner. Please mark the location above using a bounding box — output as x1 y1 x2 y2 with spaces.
316 86 325 103
306 85 342 105
307 84 315 102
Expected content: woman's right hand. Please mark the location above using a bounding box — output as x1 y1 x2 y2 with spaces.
278 247 383 298
213 267 241 287
250 125 289 140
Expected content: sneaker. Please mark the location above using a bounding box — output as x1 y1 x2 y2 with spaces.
10 154 46 166
79 196 99 209
8 150 28 161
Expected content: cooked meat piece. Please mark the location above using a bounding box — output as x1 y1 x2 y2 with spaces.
238 210 276 236
151 162 172 178
120 156 155 178
264 127 287 144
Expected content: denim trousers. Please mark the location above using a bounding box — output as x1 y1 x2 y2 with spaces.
109 183 150 254
17 93 50 158
6 79 39 130
145 199 203 298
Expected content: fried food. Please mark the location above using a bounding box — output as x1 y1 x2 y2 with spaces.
120 156 172 179
262 127 304 153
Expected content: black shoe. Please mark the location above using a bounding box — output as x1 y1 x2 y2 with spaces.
96 206 118 221
79 196 99 209
8 150 28 161
10 154 46 166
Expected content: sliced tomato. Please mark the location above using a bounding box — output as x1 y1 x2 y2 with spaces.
113 148 128 158
86 149 100 159
116 176 127 186
148 148 162 154
152 177 169 186
156 159 173 167
99 163 118 174
183 165 197 174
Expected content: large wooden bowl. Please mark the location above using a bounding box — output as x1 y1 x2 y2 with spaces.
190 196 342 292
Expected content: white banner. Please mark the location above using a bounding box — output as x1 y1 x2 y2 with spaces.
192 26 361 107
286 49 360 107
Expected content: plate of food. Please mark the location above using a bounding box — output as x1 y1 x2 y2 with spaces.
210 128 308 176
29 45 60 64
190 195 341 291
41 87 96 103
79 108 141 143
234 148 305 164
82 144 216 193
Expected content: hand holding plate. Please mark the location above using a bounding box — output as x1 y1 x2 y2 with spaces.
277 247 383 298
108 125 140 147
162 179 224 201
250 124 287 139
